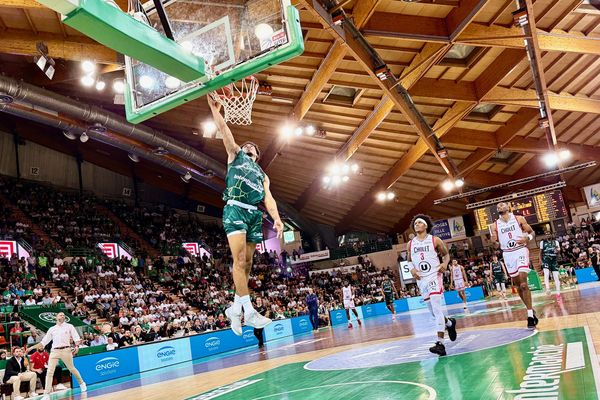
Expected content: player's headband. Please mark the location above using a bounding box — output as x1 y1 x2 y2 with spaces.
414 218 428 228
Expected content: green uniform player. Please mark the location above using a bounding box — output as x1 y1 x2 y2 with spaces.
222 150 266 243
489 255 508 299
539 237 561 297
380 276 398 320
208 95 284 337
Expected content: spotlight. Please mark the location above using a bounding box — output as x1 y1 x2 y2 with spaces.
386 191 395 200
254 23 274 41
558 149 571 160
81 60 96 73
95 81 106 91
377 192 386 201
128 153 140 163
305 125 316 136
202 121 217 137
165 76 181 89
62 131 76 140
294 127 303 136
442 180 454 192
79 132 89 143
454 178 464 188
180 41 193 51
329 163 341 175
181 171 192 183
81 75 95 87
112 79 125 94
342 175 349 182
281 124 295 137
44 64 55 80
542 152 559 167
323 176 331 184
139 75 155 89
332 175 341 185
351 163 359 173
342 164 350 174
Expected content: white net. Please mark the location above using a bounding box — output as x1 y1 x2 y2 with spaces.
209 76 259 125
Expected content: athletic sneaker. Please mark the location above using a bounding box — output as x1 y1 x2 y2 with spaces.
244 311 272 329
348 322 353 328
533 310 539 326
429 341 446 356
225 306 243 336
80 383 87 392
55 384 68 390
527 317 536 330
446 318 457 341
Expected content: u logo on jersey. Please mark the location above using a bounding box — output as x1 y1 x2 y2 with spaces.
507 239 517 248
418 261 432 273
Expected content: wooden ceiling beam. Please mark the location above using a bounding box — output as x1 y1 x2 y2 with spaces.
259 0 383 171
484 87 600 115
362 12 449 41
0 0 43 8
0 29 119 64
445 0 488 40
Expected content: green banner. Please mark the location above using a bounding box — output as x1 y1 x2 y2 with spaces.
20 305 94 336
527 270 543 290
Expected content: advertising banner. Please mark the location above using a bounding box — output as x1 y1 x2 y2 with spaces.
361 302 388 318
329 309 348 326
448 216 466 238
583 183 600 208
393 299 409 313
406 296 428 310
73 346 139 388
137 338 192 372
444 286 484 305
290 315 312 335
264 318 293 341
0 240 30 259
190 327 257 360
575 267 598 284
290 249 330 265
431 219 451 240
182 242 211 259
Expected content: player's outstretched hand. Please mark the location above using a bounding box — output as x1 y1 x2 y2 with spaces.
516 236 529 245
207 95 221 113
274 219 284 239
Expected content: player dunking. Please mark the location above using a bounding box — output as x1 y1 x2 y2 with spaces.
540 232 561 298
491 202 538 329
408 214 457 356
450 260 469 309
208 96 283 335
341 281 361 328
381 275 399 320
489 255 508 299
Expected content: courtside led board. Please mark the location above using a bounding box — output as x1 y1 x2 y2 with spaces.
123 0 304 123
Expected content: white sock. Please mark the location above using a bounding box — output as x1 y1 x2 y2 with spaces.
232 294 242 314
527 309 534 318
553 271 561 293
240 295 255 315
437 337 445 344
445 319 453 328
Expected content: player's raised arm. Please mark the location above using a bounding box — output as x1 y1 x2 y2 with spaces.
207 96 240 163
434 236 450 272
263 176 283 239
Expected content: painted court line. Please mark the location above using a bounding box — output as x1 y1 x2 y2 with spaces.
584 326 600 400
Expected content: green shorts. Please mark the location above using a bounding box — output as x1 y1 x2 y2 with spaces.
493 274 506 284
222 204 263 243
542 258 558 272
384 294 394 305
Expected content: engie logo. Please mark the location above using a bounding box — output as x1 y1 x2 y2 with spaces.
273 324 284 335
39 312 70 323
204 336 221 351
242 330 255 342
299 318 309 328
95 357 120 376
365 306 373 314
335 313 343 321
156 346 176 361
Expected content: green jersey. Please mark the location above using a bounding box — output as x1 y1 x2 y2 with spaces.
541 240 558 260
491 262 504 277
223 150 265 206
382 280 393 295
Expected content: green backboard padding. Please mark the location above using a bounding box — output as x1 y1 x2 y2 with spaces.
60 0 205 82
124 5 304 124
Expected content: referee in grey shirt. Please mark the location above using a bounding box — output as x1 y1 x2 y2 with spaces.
29 312 87 399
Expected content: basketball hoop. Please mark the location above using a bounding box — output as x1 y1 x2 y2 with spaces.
209 76 259 125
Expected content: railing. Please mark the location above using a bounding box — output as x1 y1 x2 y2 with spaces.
329 240 393 260
119 241 135 256
17 239 33 254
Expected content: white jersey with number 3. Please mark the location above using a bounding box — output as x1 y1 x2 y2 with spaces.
342 286 352 300
409 234 440 278
496 213 525 252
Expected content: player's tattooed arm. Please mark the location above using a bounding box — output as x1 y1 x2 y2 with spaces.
435 236 450 272
207 96 240 163
516 215 534 245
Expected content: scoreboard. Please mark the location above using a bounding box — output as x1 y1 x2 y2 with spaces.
475 190 567 231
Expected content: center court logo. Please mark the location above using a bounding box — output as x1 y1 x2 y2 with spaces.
95 357 120 376
156 346 176 362
204 337 221 351
38 312 70 323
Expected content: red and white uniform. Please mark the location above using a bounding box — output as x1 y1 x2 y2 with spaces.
452 265 466 291
409 234 443 301
342 286 355 309
495 213 531 277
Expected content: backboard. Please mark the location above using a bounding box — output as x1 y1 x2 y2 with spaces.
123 0 303 124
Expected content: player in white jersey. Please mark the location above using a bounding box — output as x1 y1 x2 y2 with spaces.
341 282 361 328
408 214 457 356
450 260 469 309
491 202 538 330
